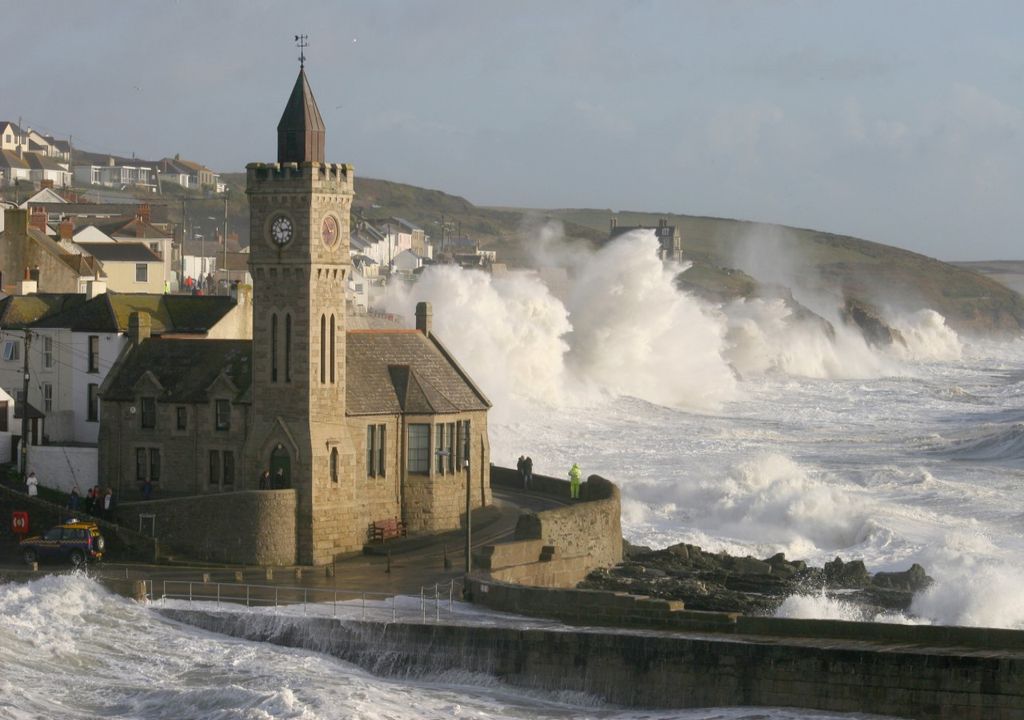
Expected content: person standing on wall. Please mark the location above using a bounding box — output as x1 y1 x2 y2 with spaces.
568 463 581 500
517 455 526 489
25 471 38 497
524 456 533 489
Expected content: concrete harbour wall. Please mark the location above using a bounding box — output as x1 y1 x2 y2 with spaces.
160 608 1024 720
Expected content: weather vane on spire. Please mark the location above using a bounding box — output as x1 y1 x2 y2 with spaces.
295 34 308 69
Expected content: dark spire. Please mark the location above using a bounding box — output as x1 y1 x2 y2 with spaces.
277 67 325 163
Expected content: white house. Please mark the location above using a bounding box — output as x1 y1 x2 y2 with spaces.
74 159 156 191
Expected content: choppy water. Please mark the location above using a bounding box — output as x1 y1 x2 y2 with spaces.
4 229 1016 717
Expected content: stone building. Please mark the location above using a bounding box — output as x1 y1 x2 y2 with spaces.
99 65 492 565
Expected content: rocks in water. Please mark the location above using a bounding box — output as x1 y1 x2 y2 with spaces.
579 542 932 618
842 298 906 348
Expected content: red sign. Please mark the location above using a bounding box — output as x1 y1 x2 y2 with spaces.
11 511 29 536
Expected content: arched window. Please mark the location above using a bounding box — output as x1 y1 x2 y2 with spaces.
330 314 336 384
270 314 278 382
320 314 326 384
284 313 292 382
330 447 339 483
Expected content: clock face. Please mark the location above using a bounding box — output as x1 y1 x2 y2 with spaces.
321 215 339 247
270 215 293 246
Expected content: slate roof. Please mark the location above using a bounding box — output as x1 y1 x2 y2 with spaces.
76 242 161 262
346 330 490 415
25 153 67 172
0 293 86 328
102 338 252 403
102 329 491 416
87 216 171 240
32 292 237 334
0 150 29 170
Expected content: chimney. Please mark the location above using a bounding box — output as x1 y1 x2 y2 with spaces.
40 179 54 190
128 311 151 346
610 217 617 230
415 301 432 336
59 217 74 241
86 280 107 300
17 268 37 295
29 266 40 283
137 203 151 223
29 207 47 233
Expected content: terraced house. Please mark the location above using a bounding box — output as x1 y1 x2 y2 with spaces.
99 64 492 566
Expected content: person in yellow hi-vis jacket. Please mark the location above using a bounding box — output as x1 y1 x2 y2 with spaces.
568 463 581 499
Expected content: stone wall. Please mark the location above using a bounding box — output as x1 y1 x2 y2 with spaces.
163 608 1024 720
116 490 296 565
478 467 622 587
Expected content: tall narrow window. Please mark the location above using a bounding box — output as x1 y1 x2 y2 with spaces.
285 313 292 382
0 401 8 432
330 314 336 384
377 424 386 478
435 423 445 474
42 383 52 412
408 424 430 474
140 397 156 429
87 384 99 422
270 314 278 382
222 451 235 487
447 422 456 473
209 450 220 487
330 448 339 483
215 399 231 431
88 335 99 372
320 314 326 384
366 425 376 476
176 406 187 430
43 336 53 368
462 420 471 469
136 448 147 482
149 448 161 483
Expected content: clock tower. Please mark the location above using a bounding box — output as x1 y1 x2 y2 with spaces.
244 62 355 565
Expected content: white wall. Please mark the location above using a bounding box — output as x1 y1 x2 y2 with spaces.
26 446 98 494
70 331 125 444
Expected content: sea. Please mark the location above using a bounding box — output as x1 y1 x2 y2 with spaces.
2 228 1019 718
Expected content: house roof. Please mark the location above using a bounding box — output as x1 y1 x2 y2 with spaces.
346 330 490 415
88 216 171 240
14 400 45 420
0 293 87 328
101 338 252 403
102 328 491 415
0 150 29 170
32 292 238 334
25 154 67 172
76 242 161 262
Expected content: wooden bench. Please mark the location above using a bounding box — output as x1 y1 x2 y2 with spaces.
369 517 407 543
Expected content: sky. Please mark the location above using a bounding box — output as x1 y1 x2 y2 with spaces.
3 0 1023 261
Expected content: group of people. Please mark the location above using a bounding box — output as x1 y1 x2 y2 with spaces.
66 484 116 520
517 455 583 499
182 273 217 296
258 467 289 489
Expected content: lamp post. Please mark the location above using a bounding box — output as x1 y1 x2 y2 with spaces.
222 189 229 295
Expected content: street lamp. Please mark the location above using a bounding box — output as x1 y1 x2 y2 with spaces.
464 457 472 573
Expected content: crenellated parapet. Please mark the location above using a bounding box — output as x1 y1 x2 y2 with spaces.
246 162 354 194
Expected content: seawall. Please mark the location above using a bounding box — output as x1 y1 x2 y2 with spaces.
160 607 1024 720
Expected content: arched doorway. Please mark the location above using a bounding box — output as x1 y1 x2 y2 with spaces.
270 444 291 489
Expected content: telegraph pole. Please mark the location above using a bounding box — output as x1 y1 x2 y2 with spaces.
19 330 31 477
223 189 229 294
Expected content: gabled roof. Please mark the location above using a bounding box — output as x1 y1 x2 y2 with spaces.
20 188 67 207
76 242 161 262
0 293 87 328
25 154 67 172
101 338 252 403
32 292 238 334
347 330 490 415
87 215 170 240
0 150 29 170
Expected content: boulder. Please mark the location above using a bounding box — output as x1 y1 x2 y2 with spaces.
729 556 772 576
824 557 871 588
872 563 932 592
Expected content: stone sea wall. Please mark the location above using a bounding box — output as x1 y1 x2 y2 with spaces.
160 608 1024 720
117 489 296 565
482 466 622 586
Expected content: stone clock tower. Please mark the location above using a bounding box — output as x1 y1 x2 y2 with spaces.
244 64 355 565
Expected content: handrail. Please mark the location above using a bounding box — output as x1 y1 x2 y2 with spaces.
154 578 459 624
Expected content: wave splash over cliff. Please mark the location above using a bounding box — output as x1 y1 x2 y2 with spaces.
380 228 961 416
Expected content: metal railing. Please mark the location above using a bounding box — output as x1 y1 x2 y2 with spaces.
152 578 457 624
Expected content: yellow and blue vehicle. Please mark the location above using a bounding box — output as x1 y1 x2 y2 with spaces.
20 520 105 566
